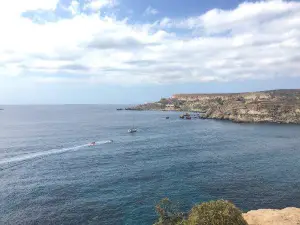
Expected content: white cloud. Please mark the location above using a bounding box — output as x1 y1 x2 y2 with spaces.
84 0 118 11
68 0 80 15
144 6 159 16
0 0 300 85
0 0 58 16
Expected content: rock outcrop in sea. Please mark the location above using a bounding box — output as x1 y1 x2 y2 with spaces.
128 89 300 124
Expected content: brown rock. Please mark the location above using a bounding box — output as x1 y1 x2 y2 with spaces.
243 208 300 225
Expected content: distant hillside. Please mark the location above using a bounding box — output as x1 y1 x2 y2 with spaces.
128 89 300 124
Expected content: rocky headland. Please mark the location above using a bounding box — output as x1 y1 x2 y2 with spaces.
128 89 300 124
243 207 300 225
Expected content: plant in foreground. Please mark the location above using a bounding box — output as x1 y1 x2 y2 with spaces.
187 200 248 225
154 199 248 225
154 198 185 225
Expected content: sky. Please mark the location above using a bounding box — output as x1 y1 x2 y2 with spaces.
0 0 300 104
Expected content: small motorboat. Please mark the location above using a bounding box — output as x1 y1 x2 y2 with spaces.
128 128 137 133
166 117 170 119
89 142 96 146
116 108 123 111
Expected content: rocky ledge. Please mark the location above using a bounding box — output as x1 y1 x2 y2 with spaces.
129 89 300 124
243 207 300 225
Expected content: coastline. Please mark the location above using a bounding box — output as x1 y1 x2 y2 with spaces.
126 108 300 125
126 89 300 125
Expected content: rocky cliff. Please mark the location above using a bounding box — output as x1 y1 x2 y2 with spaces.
129 89 300 124
243 207 300 225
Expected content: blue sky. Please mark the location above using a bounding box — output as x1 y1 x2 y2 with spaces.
0 0 300 104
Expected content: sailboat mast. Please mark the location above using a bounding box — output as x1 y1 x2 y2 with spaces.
132 115 135 129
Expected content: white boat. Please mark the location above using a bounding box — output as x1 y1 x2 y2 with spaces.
128 116 137 133
128 128 137 133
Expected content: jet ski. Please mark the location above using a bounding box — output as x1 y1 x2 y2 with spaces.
89 142 96 146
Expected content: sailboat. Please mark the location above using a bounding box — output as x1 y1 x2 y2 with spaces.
128 127 137 133
128 116 137 133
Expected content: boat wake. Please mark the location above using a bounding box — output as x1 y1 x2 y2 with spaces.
0 140 112 166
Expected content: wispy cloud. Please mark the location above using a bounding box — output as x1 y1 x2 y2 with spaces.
144 6 159 16
83 0 118 11
0 0 300 85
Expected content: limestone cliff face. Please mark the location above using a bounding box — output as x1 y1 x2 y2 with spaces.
130 89 300 124
243 207 300 225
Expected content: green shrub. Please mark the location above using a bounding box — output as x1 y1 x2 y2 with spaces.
154 198 185 225
159 98 169 105
216 97 224 105
187 200 248 225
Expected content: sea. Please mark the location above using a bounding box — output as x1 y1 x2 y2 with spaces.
1 105 300 225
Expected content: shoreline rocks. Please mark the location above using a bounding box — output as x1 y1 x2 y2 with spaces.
129 89 300 124
243 207 300 225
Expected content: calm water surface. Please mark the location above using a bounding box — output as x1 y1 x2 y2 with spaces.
1 105 300 225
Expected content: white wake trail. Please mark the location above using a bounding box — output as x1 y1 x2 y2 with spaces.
0 140 111 165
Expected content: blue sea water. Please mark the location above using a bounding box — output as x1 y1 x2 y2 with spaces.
1 105 300 225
